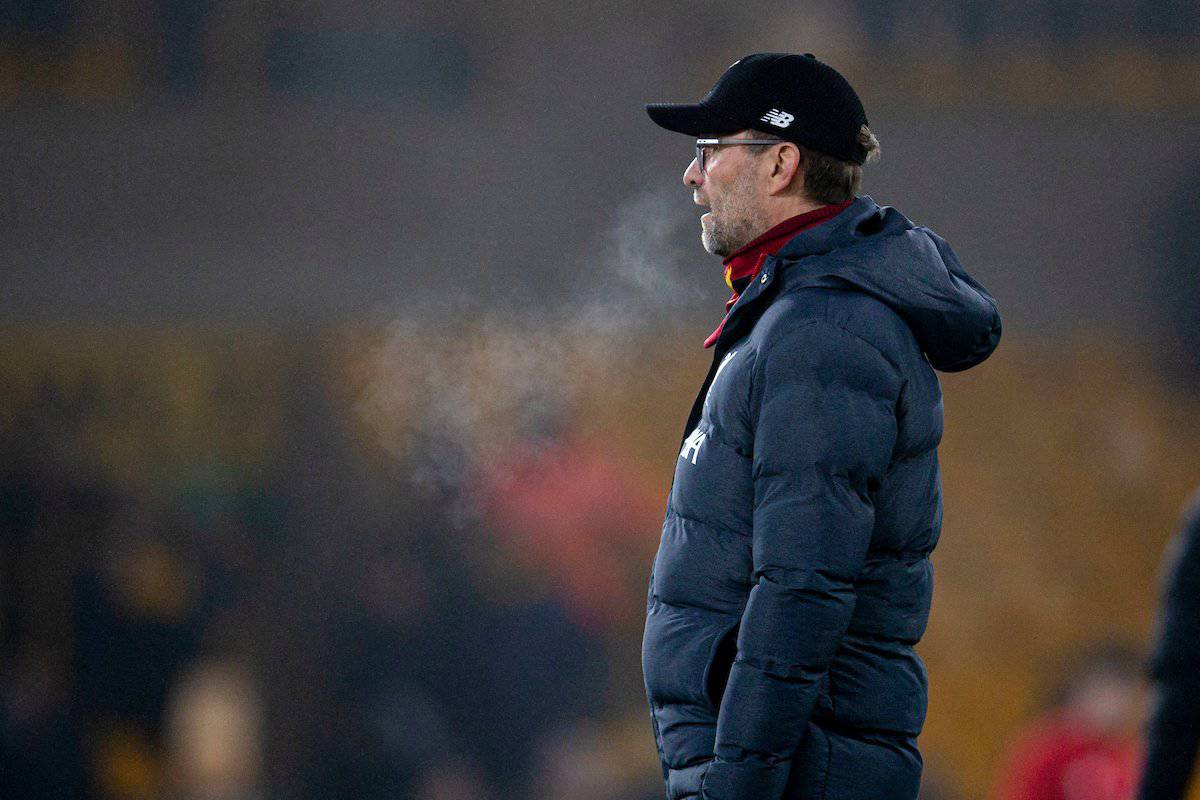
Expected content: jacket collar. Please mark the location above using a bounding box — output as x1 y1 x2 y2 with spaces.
772 194 881 262
720 201 853 295
703 200 855 348
707 195 883 350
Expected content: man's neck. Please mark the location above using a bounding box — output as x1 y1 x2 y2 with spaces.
724 199 846 266
759 198 825 233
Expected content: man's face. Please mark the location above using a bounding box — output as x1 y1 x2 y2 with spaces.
684 130 768 257
1070 671 1142 735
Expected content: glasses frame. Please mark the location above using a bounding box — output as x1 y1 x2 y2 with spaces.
694 137 785 174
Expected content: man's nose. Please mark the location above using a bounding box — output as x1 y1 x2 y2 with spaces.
683 157 703 188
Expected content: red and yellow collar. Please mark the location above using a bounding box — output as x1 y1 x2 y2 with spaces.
704 200 853 348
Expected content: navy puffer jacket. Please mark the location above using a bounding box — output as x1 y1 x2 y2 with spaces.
642 196 1000 800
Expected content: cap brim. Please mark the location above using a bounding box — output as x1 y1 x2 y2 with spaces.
645 102 745 136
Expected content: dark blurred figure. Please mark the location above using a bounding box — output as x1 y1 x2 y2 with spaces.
315 547 458 800
73 535 206 732
991 642 1141 800
0 379 112 800
72 507 230 800
1137 491 1200 800
0 644 91 800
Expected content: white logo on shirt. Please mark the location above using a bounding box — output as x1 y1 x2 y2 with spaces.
680 428 707 465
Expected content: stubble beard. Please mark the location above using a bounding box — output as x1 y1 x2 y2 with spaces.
700 172 765 258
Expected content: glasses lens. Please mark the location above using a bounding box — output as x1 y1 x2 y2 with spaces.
695 142 705 173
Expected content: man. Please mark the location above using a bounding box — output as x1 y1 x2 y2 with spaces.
1138 490 1200 800
640 53 1002 800
991 643 1141 800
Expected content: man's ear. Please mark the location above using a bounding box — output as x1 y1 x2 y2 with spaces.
768 143 803 196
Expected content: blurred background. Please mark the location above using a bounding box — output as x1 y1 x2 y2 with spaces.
3 1 1200 799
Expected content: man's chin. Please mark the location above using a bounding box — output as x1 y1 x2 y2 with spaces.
700 217 726 257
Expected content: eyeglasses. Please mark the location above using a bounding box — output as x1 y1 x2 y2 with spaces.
694 137 783 174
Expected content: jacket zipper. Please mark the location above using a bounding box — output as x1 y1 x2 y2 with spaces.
677 263 777 448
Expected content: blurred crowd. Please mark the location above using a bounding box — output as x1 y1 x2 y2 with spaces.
0 350 665 800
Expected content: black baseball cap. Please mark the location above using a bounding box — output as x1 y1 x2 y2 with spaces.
646 53 869 165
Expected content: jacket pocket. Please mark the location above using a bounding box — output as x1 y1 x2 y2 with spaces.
644 602 739 711
702 621 739 712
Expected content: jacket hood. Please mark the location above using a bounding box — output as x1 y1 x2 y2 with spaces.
771 196 1001 372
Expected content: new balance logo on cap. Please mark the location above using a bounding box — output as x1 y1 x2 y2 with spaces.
760 108 794 128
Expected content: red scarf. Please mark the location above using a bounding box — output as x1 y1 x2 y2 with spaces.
703 200 853 348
